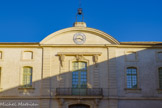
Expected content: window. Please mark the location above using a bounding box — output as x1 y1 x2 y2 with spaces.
126 67 137 89
125 51 137 61
72 61 87 88
23 51 33 60
0 51 2 59
158 52 162 61
22 67 32 88
0 68 1 88
159 68 162 89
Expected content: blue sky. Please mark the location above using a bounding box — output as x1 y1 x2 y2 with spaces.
0 0 162 42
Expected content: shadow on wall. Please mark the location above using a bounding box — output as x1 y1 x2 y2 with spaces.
0 47 162 108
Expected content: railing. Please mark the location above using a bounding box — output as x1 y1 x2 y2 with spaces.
56 88 103 96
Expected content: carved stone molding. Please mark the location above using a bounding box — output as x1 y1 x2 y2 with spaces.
58 98 65 106
94 99 101 106
59 54 65 67
93 54 99 63
77 99 81 104
93 54 99 67
57 52 101 68
58 52 101 63
75 55 84 61
57 52 102 56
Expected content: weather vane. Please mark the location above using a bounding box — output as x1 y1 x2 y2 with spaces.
76 0 84 22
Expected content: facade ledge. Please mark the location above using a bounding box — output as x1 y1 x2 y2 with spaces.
124 88 142 93
118 97 162 100
18 87 35 90
0 96 40 99
18 87 35 93
57 52 102 56
55 96 103 99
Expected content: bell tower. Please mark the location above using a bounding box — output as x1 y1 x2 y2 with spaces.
74 0 86 27
76 8 84 22
76 0 84 22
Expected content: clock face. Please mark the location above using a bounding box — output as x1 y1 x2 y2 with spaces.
73 33 86 44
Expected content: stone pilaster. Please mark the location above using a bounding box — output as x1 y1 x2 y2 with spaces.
93 67 100 88
108 100 118 108
58 99 65 108
59 61 66 88
93 54 100 88
40 99 50 108
58 54 68 88
40 48 51 108
108 47 118 108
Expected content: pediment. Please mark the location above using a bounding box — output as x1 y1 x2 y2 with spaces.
40 27 119 45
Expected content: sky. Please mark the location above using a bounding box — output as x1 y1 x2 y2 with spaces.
0 0 162 42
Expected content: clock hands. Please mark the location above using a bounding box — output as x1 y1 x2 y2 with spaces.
76 37 83 41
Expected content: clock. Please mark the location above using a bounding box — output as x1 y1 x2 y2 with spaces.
73 33 86 44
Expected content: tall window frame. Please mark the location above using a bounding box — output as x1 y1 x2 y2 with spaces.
126 67 138 89
72 61 87 89
0 67 1 89
159 67 162 89
22 67 33 88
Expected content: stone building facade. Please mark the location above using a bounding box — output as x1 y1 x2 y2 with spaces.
0 22 162 108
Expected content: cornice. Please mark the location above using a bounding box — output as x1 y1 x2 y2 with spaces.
0 43 40 48
0 42 39 45
40 44 112 48
116 45 162 48
120 42 162 45
57 52 102 56
0 43 161 48
0 42 40 48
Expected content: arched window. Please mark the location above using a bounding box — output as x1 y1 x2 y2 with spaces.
126 67 137 89
72 61 87 89
159 67 162 89
23 67 32 88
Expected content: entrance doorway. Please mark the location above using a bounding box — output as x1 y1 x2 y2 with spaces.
69 104 90 108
